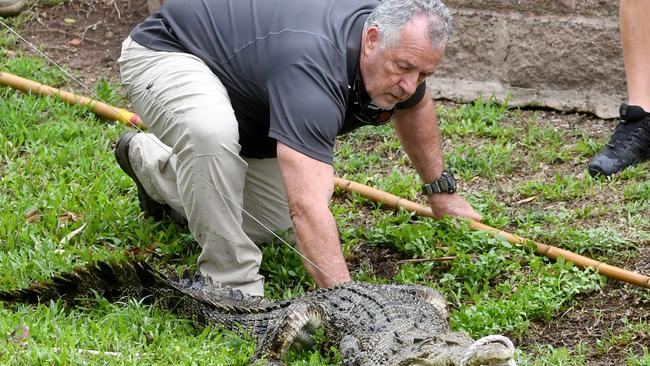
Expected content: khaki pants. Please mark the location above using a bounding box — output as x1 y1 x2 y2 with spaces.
117 37 293 296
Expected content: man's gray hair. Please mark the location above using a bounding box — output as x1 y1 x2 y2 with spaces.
365 0 453 49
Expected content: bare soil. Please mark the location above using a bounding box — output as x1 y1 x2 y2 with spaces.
10 0 650 364
18 0 149 85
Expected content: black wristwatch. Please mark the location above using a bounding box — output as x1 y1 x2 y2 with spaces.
422 169 457 195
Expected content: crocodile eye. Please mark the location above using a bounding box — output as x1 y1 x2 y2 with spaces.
413 337 425 344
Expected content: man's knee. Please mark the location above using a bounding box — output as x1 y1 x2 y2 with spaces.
177 117 240 157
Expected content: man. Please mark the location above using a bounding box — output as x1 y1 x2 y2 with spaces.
0 0 26 16
588 0 650 176
116 0 481 297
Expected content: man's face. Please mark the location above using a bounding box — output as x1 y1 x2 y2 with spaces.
359 16 444 110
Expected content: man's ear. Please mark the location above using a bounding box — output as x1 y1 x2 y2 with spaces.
363 26 381 53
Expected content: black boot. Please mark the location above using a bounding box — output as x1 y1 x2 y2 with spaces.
115 131 187 226
588 103 650 177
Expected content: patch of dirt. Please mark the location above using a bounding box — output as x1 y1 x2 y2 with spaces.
18 0 148 85
7 0 650 364
347 242 405 279
520 245 650 365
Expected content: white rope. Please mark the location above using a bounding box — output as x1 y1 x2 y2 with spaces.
0 17 340 286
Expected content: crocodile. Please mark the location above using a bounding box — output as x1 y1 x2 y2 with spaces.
0 261 517 365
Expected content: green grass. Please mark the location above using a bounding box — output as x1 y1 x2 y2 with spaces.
1 50 649 365
0 299 254 365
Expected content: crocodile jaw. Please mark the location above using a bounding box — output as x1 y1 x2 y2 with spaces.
386 333 517 366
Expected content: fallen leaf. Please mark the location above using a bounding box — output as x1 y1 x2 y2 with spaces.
58 212 83 227
24 209 41 223
68 38 82 46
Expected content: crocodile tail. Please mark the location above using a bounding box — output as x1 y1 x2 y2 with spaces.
0 261 284 334
0 260 171 305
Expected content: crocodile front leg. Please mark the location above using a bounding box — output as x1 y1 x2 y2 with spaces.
252 301 324 364
340 335 368 366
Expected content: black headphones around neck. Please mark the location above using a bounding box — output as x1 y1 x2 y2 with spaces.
349 70 395 126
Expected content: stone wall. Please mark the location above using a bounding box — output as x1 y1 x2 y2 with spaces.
147 0 164 14
428 0 624 118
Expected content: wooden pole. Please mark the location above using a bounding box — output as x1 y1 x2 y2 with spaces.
0 71 145 129
334 177 650 289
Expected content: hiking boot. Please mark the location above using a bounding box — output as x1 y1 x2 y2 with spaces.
588 103 650 177
0 0 26 16
115 131 187 226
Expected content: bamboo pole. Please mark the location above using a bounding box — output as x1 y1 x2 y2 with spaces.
334 177 650 289
0 71 145 129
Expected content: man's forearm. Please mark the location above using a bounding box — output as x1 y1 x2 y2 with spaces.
394 93 482 221
291 203 351 288
394 94 445 182
276 142 351 288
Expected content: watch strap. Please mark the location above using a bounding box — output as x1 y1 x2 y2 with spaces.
422 170 457 195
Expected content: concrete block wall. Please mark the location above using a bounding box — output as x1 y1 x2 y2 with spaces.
429 0 624 118
147 0 164 14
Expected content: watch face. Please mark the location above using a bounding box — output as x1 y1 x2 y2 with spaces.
443 171 457 193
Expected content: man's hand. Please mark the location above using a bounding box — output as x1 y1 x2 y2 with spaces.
427 192 482 221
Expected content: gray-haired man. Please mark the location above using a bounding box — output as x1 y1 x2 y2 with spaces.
116 0 481 296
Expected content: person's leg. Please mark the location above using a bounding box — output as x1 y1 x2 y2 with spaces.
241 157 293 244
621 0 650 111
118 37 264 296
588 0 650 176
